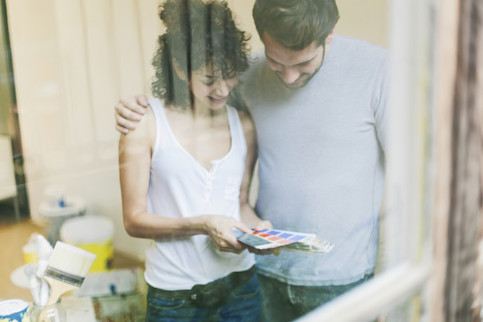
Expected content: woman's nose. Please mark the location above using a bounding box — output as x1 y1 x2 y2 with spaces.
212 80 232 96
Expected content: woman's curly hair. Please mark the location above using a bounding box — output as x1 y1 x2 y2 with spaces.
151 0 250 109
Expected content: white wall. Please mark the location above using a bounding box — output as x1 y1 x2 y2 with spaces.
6 0 160 260
6 0 387 261
336 0 388 48
227 0 388 52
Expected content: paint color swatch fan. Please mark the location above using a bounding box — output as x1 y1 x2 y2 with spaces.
42 242 96 308
234 229 334 253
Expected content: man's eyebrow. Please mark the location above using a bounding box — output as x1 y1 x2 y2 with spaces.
293 58 315 67
266 55 281 65
266 54 316 67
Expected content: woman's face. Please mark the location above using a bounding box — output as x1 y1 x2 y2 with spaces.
189 65 238 111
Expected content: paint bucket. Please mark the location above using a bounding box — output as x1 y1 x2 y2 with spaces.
0 299 29 322
22 242 38 265
60 215 114 272
39 196 85 245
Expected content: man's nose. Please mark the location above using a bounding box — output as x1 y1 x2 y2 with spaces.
278 68 300 85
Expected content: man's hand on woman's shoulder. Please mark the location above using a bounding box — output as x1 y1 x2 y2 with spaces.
114 95 149 134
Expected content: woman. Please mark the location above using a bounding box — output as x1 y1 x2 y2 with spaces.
118 0 271 320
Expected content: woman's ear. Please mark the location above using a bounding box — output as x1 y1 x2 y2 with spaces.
172 59 187 81
325 30 334 46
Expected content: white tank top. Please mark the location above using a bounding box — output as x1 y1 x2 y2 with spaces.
144 98 254 290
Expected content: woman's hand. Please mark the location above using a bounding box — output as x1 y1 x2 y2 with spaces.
202 215 251 254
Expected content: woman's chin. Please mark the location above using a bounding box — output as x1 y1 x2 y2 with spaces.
208 97 227 109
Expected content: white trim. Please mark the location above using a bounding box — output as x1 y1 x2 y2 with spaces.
298 261 431 322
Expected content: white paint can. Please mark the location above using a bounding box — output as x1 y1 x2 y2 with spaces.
0 299 29 322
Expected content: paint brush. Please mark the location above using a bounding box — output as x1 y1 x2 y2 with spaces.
24 263 41 305
42 241 96 306
35 234 52 306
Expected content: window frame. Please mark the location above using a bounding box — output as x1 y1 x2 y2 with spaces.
298 0 453 320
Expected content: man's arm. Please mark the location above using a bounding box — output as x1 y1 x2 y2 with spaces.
114 95 149 133
115 83 248 133
237 110 271 230
237 110 278 255
374 56 389 152
227 84 249 112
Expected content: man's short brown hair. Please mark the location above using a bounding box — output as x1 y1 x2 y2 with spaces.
253 0 339 50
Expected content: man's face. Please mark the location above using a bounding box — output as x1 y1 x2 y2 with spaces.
263 32 330 89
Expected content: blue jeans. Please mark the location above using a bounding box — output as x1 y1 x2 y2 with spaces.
146 271 261 321
259 273 373 322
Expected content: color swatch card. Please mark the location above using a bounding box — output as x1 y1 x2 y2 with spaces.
233 229 334 253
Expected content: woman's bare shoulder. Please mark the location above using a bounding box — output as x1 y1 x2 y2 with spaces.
120 105 156 146
236 109 256 133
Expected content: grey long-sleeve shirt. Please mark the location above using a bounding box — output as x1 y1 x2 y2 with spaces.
238 35 388 286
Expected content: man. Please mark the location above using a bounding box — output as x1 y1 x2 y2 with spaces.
115 0 388 320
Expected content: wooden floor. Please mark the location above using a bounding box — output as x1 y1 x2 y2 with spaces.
0 217 143 302
0 219 42 301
